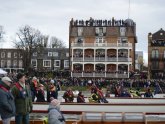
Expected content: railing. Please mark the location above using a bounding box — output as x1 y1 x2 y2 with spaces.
71 72 129 78
95 57 105 62
72 72 82 77
83 73 94 77
95 73 105 77
71 43 132 48
84 57 94 62
73 57 83 61
72 57 132 62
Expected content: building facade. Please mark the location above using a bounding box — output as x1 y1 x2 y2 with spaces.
69 17 137 78
135 51 143 71
31 48 69 75
0 49 24 73
148 28 165 79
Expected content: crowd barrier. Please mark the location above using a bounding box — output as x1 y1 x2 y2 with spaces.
1 112 165 124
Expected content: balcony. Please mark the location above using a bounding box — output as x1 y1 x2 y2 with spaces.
72 72 82 77
118 57 132 62
107 57 117 62
83 72 94 77
95 72 105 77
84 57 94 62
106 73 117 78
71 43 132 48
73 57 83 62
95 57 105 62
71 72 129 78
72 56 132 62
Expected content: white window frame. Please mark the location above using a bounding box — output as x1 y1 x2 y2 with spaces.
1 60 5 67
1 52 5 58
95 27 106 36
95 37 105 43
19 60 23 68
7 60 11 67
48 52 52 57
120 27 126 36
43 60 51 67
66 53 69 57
7 52 11 58
54 60 60 67
13 60 17 67
64 60 69 67
14 52 17 58
52 52 58 57
31 59 37 67
19 53 23 58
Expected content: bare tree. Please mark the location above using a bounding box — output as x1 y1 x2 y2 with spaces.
14 25 48 72
49 36 66 48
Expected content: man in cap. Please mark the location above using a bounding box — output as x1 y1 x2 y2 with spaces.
0 77 15 124
11 73 33 124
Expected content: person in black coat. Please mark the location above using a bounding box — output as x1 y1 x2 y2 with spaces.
0 77 16 124
77 91 85 103
36 84 46 102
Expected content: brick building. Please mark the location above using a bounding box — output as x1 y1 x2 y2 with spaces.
31 48 69 76
148 28 165 79
0 49 24 73
69 17 137 78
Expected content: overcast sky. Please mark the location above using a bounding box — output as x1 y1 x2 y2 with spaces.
0 0 165 64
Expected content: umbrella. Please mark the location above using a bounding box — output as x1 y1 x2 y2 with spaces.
0 69 7 75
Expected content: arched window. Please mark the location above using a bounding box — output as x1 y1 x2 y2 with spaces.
151 50 159 58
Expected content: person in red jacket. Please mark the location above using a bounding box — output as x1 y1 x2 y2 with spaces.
63 88 74 103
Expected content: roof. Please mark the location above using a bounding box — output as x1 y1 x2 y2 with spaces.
152 28 165 40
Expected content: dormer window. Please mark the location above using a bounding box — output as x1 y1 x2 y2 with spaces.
120 27 126 36
95 27 106 36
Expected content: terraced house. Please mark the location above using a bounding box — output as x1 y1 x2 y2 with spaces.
69 17 137 78
0 49 24 73
148 28 165 79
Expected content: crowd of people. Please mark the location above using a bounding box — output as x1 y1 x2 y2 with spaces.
0 73 65 124
0 72 165 123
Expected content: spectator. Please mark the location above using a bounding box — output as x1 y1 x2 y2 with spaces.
30 76 39 102
77 91 85 103
36 84 46 102
0 77 15 124
11 73 33 124
144 88 153 98
88 88 100 103
47 80 58 102
48 98 65 124
63 88 74 103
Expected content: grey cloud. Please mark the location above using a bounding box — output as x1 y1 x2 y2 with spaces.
0 0 165 63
